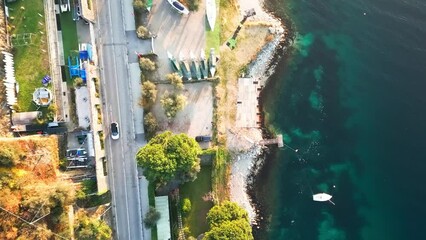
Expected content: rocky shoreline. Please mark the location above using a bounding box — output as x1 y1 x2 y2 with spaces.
228 0 287 223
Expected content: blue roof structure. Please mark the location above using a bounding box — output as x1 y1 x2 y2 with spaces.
79 50 88 60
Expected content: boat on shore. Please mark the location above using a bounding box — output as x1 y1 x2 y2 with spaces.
167 51 182 77
200 49 208 79
190 52 202 80
167 0 189 15
206 0 217 30
179 53 192 80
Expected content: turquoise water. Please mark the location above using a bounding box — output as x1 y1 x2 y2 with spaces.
252 0 426 239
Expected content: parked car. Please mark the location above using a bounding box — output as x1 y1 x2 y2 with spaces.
76 5 81 16
111 122 120 140
195 135 211 142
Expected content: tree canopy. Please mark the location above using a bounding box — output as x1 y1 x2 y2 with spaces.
136 131 201 185
160 91 187 119
75 210 112 240
144 206 161 228
0 137 76 239
204 201 253 240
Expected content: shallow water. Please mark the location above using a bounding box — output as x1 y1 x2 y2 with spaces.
252 0 426 239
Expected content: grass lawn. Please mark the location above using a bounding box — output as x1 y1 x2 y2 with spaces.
60 12 79 83
8 0 49 112
212 147 231 202
206 17 220 51
180 165 214 237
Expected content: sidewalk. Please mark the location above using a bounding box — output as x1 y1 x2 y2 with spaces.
123 0 150 239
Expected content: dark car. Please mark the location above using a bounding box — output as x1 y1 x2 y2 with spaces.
111 122 120 140
195 136 211 142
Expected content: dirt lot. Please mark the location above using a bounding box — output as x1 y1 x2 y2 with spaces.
151 81 213 146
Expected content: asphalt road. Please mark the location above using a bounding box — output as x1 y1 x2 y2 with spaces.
95 0 145 239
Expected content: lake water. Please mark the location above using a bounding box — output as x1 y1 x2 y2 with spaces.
251 0 426 239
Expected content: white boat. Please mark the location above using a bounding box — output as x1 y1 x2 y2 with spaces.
167 0 189 15
313 193 335 205
206 0 216 31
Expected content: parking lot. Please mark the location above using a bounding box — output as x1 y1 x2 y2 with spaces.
151 81 213 148
147 0 207 78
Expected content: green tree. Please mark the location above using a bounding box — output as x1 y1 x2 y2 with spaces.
0 147 18 167
206 201 249 227
46 103 57 122
204 201 253 240
166 73 184 90
73 77 84 88
181 198 192 214
139 57 156 72
136 131 201 185
144 112 158 140
136 142 176 184
144 207 161 228
136 25 150 39
160 91 187 119
204 218 253 240
140 81 157 108
133 0 146 11
75 210 112 240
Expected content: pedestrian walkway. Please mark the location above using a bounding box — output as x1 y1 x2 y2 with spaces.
129 63 144 136
123 0 136 31
44 0 69 122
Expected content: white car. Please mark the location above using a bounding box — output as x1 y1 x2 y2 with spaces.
167 0 189 15
111 122 120 140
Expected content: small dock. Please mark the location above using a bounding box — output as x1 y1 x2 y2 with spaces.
236 78 262 128
258 134 283 148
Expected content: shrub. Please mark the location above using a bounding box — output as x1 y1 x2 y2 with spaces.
136 25 150 39
98 131 104 150
133 0 145 11
160 91 187 119
144 207 161 228
166 73 184 90
139 57 156 72
46 104 57 122
0 147 18 167
144 112 158 140
73 77 84 88
181 198 191 214
140 81 157 109
187 0 200 11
